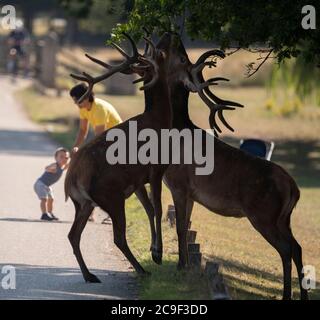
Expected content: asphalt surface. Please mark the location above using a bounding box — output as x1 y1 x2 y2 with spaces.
0 76 137 300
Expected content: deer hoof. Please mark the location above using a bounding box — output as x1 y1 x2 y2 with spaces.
177 262 188 270
140 270 151 277
85 273 101 283
152 250 162 265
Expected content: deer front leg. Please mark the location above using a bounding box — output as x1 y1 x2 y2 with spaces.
150 174 163 265
97 193 148 275
172 192 189 269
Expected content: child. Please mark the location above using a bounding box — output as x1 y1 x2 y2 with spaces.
34 147 70 221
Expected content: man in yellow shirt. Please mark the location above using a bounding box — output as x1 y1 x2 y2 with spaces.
69 83 122 222
69 83 122 154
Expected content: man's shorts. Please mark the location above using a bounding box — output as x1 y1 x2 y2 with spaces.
34 179 54 200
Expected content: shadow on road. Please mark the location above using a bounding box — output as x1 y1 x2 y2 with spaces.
0 129 55 157
0 217 71 224
0 264 137 300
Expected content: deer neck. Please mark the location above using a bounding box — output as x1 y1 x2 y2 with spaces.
170 83 193 129
144 78 172 127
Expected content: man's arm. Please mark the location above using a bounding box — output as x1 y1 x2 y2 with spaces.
94 125 105 136
73 119 89 150
62 160 70 170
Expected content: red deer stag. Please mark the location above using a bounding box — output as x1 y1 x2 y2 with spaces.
65 33 173 281
160 35 308 300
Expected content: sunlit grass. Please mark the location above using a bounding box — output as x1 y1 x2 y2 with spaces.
17 85 320 299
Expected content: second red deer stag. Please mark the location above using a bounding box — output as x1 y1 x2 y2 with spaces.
161 35 308 300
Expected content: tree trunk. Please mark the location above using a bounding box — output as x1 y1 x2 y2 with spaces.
65 17 79 45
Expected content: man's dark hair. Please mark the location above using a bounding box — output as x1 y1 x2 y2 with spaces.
69 83 94 103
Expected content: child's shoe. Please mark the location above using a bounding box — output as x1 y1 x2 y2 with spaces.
49 213 59 221
41 213 54 221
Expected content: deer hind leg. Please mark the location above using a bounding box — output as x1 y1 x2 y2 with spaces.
291 236 309 300
68 198 98 283
248 218 292 300
277 217 309 300
150 175 164 265
135 186 157 260
98 194 147 275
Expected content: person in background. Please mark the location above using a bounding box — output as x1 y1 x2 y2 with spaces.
7 20 30 77
69 83 123 222
34 148 70 221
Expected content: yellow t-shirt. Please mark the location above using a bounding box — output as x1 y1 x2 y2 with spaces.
79 98 122 129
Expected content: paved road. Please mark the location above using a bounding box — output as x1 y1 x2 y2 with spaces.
0 76 137 300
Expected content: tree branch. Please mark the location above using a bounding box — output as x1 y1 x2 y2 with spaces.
246 49 274 78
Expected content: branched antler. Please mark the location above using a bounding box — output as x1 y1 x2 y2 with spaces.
70 32 139 103
130 37 159 91
71 32 160 99
188 49 244 136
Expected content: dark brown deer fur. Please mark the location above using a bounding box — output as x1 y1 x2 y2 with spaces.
160 35 308 300
110 32 307 300
65 33 174 281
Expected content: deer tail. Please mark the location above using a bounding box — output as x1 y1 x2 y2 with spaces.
64 151 95 202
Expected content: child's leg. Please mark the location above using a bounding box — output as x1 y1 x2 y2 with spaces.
40 198 48 214
47 197 53 213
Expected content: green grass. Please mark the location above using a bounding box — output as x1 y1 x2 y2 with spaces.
126 195 210 299
17 85 320 300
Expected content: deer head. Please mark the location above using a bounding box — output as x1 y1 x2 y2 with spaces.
161 33 243 136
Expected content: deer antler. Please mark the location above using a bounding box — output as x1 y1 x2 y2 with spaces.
190 50 244 136
70 32 139 103
130 37 159 91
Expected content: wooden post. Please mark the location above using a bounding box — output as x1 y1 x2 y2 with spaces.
38 31 59 88
205 262 231 300
187 230 197 243
0 36 7 72
187 231 201 269
166 204 176 227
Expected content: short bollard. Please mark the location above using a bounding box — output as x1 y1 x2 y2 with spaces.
167 204 176 227
187 230 197 243
205 262 230 300
188 243 200 253
188 243 201 269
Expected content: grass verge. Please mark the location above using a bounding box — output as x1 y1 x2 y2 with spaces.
17 85 320 299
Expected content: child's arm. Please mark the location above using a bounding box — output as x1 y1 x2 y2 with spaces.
62 162 70 170
45 163 57 173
